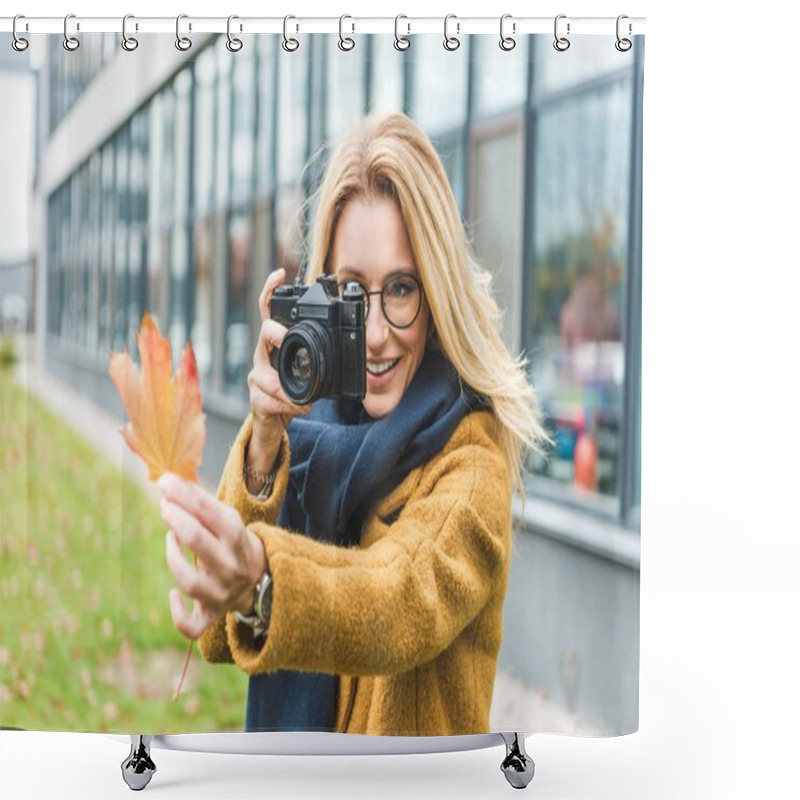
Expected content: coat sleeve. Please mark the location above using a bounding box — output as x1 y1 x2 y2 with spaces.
196 414 290 664
221 412 512 677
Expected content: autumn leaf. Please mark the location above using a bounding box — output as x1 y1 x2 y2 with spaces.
109 313 206 482
109 313 206 701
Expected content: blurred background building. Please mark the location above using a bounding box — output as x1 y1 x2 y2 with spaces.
3 31 643 734
0 44 37 334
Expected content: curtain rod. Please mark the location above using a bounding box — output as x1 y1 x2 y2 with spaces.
1 16 646 36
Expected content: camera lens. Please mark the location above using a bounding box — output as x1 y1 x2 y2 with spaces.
290 346 312 384
277 322 332 404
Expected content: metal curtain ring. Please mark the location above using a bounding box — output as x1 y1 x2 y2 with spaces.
175 14 192 51
553 14 570 51
122 14 139 51
499 14 516 51
63 13 80 51
12 15 29 52
394 15 410 51
283 15 299 52
338 14 355 51
227 15 243 52
443 14 460 51
615 15 632 52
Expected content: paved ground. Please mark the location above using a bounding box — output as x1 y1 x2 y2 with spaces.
10 334 585 734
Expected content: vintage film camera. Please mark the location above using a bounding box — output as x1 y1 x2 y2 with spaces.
269 275 366 404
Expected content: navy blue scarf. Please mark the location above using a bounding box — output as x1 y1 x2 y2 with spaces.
245 348 484 732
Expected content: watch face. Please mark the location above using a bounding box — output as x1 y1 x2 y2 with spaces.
256 576 273 623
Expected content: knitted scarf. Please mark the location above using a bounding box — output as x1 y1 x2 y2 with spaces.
245 348 485 732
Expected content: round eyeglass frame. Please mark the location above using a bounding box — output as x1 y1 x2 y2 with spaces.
338 274 424 330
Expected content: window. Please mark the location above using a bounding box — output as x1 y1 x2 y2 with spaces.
326 35 367 140
113 125 130 353
468 36 529 353
75 165 90 349
225 211 252 392
167 71 193 362
87 153 101 353
251 35 277 367
191 49 217 382
221 50 259 395
470 126 524 350
128 109 149 353
274 46 310 284
230 52 256 206
256 36 276 197
472 34 528 118
368 34 406 114
99 142 115 352
534 36 631 96
526 61 634 505
410 35 469 212
146 97 165 328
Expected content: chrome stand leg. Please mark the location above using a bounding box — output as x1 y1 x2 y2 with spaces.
500 732 535 789
121 735 156 791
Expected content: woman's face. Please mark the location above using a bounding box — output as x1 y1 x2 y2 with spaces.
330 196 430 419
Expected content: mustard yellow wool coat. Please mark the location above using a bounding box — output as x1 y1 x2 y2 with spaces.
198 409 513 736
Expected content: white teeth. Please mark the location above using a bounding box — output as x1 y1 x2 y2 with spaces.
366 358 400 376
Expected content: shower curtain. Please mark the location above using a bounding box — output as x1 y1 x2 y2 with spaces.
0 20 643 742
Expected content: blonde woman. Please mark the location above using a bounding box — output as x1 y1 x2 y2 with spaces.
157 112 547 735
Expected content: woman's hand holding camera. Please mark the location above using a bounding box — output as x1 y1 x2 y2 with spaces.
158 473 267 640
247 268 311 475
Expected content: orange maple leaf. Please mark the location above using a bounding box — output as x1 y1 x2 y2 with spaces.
109 312 206 482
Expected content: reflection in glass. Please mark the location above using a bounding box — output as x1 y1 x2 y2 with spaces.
527 79 633 499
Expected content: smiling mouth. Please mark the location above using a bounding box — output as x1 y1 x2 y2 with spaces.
366 358 400 376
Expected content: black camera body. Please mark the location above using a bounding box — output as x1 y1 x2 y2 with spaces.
269 274 366 404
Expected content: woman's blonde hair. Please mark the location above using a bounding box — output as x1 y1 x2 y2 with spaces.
302 112 548 494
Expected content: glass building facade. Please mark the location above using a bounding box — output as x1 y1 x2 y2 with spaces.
44 34 643 530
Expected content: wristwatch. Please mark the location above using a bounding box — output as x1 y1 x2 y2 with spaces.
233 571 273 639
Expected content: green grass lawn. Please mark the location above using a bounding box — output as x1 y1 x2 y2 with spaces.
0 367 249 733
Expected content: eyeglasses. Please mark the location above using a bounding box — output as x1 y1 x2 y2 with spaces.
337 273 423 329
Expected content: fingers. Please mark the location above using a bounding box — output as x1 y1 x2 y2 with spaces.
248 365 311 419
258 267 286 323
165 528 226 608
253 318 288 368
159 474 244 547
168 587 215 641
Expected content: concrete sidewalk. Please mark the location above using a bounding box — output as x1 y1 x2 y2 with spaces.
10 334 589 735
